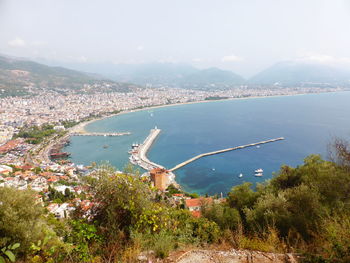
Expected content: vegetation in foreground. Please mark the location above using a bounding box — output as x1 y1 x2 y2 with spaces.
0 139 350 262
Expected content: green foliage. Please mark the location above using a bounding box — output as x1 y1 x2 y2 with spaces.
202 203 241 231
166 184 182 195
204 96 229 101
65 220 102 262
0 188 46 254
0 243 20 263
61 120 78 128
47 185 74 203
187 192 199 198
226 152 350 260
15 124 56 144
227 182 259 213
90 164 154 238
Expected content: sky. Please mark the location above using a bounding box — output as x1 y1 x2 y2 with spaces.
1 0 350 77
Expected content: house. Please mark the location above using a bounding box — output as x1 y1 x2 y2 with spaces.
46 203 74 218
53 125 65 131
0 165 13 175
172 193 185 204
185 197 213 217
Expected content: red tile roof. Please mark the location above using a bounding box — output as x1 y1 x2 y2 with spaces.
191 211 201 218
185 197 213 208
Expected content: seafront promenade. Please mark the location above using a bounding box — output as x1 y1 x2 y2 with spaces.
71 132 131 137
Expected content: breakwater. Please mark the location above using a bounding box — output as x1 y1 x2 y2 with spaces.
129 128 165 170
169 137 285 171
71 132 131 136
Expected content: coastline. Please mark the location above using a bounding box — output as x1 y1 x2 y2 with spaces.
75 90 343 133
60 89 350 194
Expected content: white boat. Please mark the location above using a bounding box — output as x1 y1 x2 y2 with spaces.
255 168 263 173
238 173 243 178
255 172 263 177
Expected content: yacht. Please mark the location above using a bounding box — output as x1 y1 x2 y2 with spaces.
238 173 243 178
254 168 263 177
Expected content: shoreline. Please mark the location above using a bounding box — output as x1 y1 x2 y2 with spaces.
60 89 350 193
74 89 348 133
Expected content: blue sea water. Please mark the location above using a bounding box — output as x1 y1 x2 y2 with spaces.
64 92 350 195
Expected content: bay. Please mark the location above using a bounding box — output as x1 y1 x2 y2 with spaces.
64 91 350 195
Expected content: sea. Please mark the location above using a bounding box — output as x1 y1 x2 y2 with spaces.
64 91 350 195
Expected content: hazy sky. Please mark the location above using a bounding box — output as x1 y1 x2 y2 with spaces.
1 0 350 76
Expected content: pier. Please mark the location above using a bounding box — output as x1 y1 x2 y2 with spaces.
169 137 285 172
130 128 165 170
71 132 131 137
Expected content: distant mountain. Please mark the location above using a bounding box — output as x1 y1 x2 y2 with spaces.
36 60 246 89
0 55 136 97
250 61 350 86
181 67 245 88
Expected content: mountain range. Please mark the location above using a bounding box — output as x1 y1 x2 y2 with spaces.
250 61 350 86
41 59 350 88
1 54 350 97
36 60 245 89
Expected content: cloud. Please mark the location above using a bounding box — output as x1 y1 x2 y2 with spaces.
192 58 203 62
297 52 350 65
30 40 47 47
8 37 26 47
136 45 144 51
221 54 243 62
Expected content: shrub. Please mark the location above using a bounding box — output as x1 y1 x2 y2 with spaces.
0 188 46 255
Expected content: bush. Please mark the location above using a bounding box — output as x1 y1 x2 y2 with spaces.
0 188 46 255
202 203 241 231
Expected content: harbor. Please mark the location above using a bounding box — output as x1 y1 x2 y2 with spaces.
129 127 164 170
129 127 177 188
129 128 285 191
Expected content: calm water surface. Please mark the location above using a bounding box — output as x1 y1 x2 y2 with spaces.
65 92 350 195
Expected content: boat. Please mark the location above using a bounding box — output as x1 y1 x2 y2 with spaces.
103 145 109 149
128 143 140 153
238 173 243 178
254 168 263 177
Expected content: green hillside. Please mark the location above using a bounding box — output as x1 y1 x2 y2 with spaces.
0 55 136 97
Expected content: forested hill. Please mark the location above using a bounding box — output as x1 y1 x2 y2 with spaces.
0 55 137 97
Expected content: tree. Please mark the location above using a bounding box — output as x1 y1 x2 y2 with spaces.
227 182 259 212
90 165 154 239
